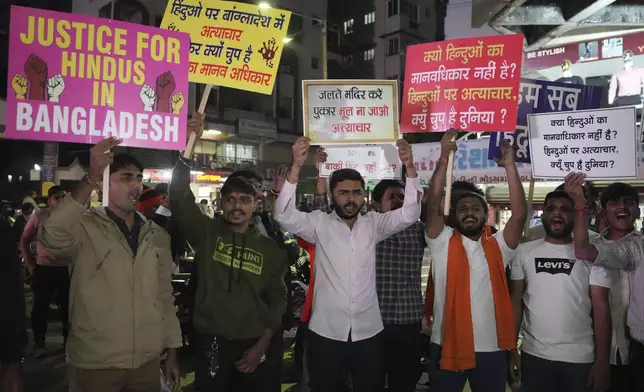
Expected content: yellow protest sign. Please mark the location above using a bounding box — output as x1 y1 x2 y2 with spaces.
161 0 291 95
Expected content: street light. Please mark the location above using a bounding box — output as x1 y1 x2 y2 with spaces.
256 1 327 79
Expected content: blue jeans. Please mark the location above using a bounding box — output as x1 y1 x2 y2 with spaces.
429 343 508 392
521 352 591 392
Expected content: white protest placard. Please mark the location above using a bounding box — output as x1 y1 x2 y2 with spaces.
527 106 638 180
302 80 399 145
319 144 402 179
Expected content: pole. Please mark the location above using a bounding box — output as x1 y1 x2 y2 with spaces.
321 20 327 79
321 0 328 79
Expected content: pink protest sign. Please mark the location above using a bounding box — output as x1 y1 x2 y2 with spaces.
5 6 190 150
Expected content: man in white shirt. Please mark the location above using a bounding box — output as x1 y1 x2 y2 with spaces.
510 190 605 392
588 182 639 392
424 132 526 392
274 137 422 392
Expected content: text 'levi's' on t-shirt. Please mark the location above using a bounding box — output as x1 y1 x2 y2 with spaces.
511 239 595 363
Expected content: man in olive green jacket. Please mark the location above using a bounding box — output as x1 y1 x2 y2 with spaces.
170 114 288 392
39 138 182 392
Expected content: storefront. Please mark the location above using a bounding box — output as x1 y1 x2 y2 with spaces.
522 30 644 121
143 168 229 210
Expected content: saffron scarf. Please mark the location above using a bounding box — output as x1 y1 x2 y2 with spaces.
424 226 515 371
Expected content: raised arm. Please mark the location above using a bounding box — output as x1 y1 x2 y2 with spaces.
495 140 527 249
169 113 210 248
313 148 332 213
274 137 317 243
39 138 121 259
374 140 423 241
426 131 457 239
565 172 639 269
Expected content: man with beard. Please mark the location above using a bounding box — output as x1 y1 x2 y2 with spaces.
510 190 605 392
424 131 526 392
38 138 182 391
568 172 644 392
170 115 288 392
313 177 426 391
226 168 310 392
523 182 598 242
274 137 422 392
587 182 639 392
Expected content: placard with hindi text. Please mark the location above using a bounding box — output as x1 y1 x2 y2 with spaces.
401 34 523 133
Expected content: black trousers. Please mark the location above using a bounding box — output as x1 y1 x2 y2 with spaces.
522 352 592 392
631 338 644 392
383 323 421 392
194 335 265 392
307 330 385 392
261 326 284 392
31 265 69 344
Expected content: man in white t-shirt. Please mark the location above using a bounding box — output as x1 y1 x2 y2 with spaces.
588 182 639 392
424 132 526 392
510 190 607 392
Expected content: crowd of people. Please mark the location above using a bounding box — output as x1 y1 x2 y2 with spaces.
0 114 643 392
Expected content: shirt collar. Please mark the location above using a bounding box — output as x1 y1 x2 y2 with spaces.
330 209 364 225
156 205 172 217
105 207 144 227
599 227 639 241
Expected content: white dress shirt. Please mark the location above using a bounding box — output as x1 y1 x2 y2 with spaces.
275 177 423 342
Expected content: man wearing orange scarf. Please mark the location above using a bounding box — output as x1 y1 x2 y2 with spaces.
424 131 527 392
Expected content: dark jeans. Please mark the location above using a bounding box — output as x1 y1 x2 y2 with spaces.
631 338 644 392
307 330 385 392
383 323 421 392
31 265 69 344
194 335 264 392
262 326 284 392
522 352 591 392
609 364 629 392
429 343 507 392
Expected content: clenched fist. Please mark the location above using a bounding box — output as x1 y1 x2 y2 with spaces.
11 74 28 99
292 137 311 168
155 71 176 112
24 54 48 100
171 92 185 114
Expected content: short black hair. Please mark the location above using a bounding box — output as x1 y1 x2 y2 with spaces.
221 177 257 198
544 190 574 207
110 153 144 174
155 183 169 195
200 199 208 204
230 169 263 183
600 182 639 209
21 203 33 212
372 180 404 204
47 186 64 198
453 191 489 214
329 169 365 193
452 180 484 197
